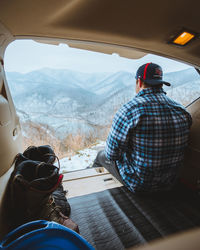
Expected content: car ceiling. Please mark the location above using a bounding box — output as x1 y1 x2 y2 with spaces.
0 0 199 67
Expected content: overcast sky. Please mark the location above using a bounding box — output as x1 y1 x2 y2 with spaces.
4 40 191 74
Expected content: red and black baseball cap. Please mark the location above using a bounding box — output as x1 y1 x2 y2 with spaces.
135 63 171 86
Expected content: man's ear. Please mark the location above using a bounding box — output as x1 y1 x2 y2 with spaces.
138 78 143 88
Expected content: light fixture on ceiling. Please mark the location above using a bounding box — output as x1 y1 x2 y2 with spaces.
170 29 197 46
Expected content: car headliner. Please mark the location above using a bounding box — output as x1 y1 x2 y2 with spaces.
0 0 199 67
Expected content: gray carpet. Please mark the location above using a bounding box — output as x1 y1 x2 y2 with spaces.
69 185 200 250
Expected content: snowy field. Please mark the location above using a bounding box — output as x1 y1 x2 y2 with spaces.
56 141 105 173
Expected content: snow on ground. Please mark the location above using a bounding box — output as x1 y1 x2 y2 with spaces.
56 141 105 173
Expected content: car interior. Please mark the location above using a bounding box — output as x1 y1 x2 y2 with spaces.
0 0 200 249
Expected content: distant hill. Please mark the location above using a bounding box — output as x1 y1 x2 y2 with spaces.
164 68 200 87
6 67 200 139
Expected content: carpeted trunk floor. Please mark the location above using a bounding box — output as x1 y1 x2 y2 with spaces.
69 185 200 250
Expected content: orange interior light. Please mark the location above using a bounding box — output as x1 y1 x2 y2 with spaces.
173 31 195 45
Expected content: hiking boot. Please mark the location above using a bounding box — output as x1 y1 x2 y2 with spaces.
15 145 71 216
14 146 71 217
0 159 61 235
0 157 78 238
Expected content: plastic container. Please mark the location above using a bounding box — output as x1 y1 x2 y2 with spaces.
0 220 94 250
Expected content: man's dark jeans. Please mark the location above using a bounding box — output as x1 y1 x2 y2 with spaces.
92 150 125 185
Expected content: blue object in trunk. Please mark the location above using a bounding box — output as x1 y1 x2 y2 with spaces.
0 220 94 250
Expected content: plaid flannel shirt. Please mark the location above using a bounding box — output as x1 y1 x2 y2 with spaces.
105 87 192 192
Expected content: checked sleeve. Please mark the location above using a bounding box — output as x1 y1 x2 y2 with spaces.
105 107 136 161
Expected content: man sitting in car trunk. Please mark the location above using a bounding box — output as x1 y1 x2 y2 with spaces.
92 63 192 193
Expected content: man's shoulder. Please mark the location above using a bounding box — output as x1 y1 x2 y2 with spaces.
164 94 184 107
164 95 192 116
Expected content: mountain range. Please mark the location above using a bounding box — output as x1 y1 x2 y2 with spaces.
6 67 200 139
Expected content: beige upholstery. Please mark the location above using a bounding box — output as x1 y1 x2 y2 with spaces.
0 23 23 180
179 99 200 188
129 227 200 250
0 61 22 179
